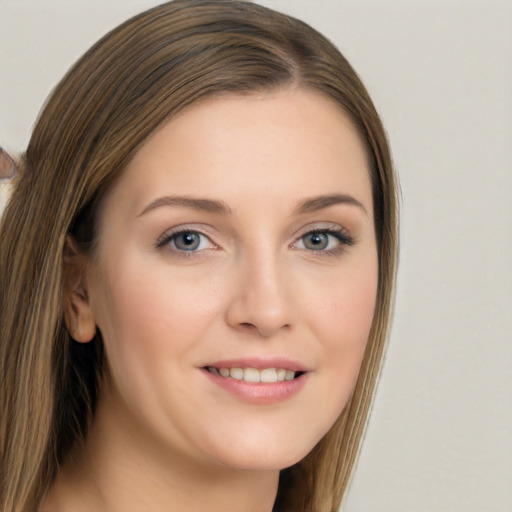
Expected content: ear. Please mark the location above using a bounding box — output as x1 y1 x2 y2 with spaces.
62 235 97 343
0 146 18 181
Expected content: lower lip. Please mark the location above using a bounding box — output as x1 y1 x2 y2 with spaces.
201 369 308 405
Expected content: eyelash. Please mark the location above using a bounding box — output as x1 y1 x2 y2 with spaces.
155 226 354 257
155 228 216 256
293 227 354 256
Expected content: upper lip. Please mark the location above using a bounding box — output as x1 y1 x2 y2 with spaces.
203 357 309 373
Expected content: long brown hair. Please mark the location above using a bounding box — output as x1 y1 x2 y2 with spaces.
0 1 399 510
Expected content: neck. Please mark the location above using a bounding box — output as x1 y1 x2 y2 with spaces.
42 385 279 512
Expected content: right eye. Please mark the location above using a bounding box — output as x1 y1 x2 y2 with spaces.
157 229 216 253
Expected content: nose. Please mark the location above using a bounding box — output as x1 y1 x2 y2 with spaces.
225 250 295 338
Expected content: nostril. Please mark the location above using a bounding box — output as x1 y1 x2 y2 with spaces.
234 322 280 338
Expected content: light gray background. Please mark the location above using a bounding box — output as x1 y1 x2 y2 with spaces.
1 1 511 511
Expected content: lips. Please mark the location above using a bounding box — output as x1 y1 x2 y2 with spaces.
201 358 309 404
205 366 300 382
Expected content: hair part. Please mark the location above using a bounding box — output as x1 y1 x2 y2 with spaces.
0 2 399 511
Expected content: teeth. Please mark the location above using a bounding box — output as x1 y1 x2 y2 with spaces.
219 368 230 377
208 366 298 382
230 368 244 380
285 370 295 381
244 368 260 382
260 368 277 383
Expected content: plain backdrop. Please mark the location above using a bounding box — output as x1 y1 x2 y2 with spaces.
1 1 511 511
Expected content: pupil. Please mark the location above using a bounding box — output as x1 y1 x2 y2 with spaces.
183 234 195 245
305 233 328 250
176 232 200 250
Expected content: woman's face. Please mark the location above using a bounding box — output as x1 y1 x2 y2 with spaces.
83 88 378 471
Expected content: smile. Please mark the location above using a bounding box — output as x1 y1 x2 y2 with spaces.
205 366 301 382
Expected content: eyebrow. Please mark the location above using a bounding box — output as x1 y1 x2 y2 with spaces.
294 194 368 216
139 193 367 218
139 196 232 217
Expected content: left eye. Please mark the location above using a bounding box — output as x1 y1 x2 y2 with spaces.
295 230 348 252
159 230 214 252
302 232 332 250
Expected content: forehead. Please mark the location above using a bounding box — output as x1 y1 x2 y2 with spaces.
102 88 373 219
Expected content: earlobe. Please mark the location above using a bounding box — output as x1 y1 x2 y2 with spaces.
63 235 97 343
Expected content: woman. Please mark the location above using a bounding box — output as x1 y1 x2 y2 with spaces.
0 1 398 511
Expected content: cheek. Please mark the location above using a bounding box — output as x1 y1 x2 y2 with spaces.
305 257 379 396
90 258 222 375
326 279 377 341
310 257 378 344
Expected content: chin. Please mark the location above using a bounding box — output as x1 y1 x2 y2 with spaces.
214 450 306 473
202 428 322 473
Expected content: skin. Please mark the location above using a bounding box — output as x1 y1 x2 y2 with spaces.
45 87 378 512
